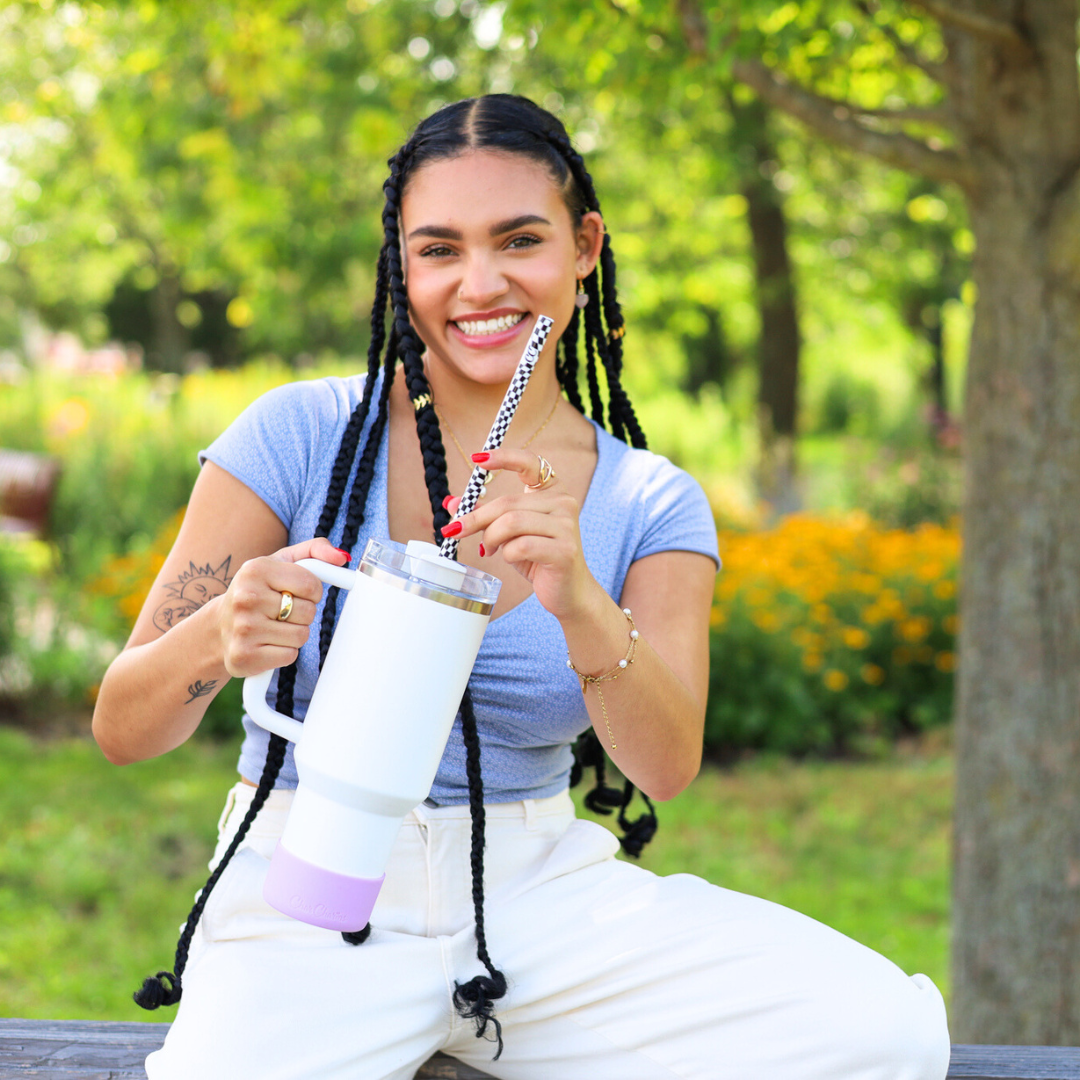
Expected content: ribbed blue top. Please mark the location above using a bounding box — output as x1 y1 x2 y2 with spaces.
200 374 720 804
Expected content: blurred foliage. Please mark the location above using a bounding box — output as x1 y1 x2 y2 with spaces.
0 0 972 435
708 513 958 755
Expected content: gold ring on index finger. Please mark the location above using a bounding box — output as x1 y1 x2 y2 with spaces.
276 591 294 622
524 454 557 491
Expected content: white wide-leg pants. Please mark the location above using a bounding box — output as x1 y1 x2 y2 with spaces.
146 783 950 1080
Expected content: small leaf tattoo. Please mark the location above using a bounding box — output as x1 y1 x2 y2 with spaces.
185 679 218 704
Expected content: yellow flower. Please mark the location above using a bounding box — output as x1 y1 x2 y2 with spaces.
823 669 849 691
899 616 932 643
802 651 824 672
841 626 870 650
709 607 726 629
935 651 957 672
933 580 956 600
861 663 885 686
944 614 960 634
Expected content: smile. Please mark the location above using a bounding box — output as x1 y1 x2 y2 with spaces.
453 313 527 337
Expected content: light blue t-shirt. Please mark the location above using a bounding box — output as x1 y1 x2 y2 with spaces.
200 373 720 804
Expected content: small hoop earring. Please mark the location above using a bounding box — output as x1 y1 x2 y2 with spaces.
575 278 589 309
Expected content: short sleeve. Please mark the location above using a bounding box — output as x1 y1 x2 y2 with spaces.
634 458 721 570
198 380 340 530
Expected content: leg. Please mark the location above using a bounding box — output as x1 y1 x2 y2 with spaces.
146 790 451 1080
445 819 950 1080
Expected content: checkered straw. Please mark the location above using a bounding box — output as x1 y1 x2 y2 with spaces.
440 314 555 560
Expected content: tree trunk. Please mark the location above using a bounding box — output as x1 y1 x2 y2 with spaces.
951 2 1080 1043
732 97 802 513
148 268 188 372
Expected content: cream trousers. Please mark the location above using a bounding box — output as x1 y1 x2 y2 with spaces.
146 782 950 1080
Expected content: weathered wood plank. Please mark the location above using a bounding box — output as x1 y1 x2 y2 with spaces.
947 1044 1080 1079
0 1019 495 1078
5 1020 1080 1079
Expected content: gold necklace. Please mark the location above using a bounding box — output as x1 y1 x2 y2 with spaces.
434 394 560 496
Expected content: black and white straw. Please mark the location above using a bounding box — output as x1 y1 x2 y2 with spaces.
440 314 555 560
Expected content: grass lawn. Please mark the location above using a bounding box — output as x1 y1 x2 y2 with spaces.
0 727 951 1021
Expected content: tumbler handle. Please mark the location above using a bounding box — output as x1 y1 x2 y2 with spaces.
241 558 357 744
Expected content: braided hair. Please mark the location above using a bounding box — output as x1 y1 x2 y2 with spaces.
134 94 656 1057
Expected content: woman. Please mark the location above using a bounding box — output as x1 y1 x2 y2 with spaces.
93 95 949 1079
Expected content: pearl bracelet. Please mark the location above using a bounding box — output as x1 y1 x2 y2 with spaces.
567 608 640 750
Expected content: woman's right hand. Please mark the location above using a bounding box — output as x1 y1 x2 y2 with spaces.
217 536 350 678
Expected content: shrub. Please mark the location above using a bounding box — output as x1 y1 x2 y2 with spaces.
707 514 959 756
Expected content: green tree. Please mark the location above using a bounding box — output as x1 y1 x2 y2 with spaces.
683 0 1080 1044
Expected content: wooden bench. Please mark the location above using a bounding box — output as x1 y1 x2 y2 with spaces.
3 1020 1080 1078
0 449 61 538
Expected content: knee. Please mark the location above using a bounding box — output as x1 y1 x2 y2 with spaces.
839 971 951 1080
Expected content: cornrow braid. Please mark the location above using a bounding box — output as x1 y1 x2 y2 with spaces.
452 687 508 1058
382 149 453 539
134 680 294 1008
379 137 505 1028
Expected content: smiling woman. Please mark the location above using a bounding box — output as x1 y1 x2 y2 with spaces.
91 95 950 1080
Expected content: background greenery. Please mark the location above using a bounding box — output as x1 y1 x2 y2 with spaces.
0 0 970 1025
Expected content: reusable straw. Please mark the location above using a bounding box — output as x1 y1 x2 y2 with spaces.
440 314 555 559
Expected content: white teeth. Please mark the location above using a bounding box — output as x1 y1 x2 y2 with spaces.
454 313 526 336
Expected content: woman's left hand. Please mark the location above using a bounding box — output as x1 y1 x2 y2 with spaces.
441 447 599 621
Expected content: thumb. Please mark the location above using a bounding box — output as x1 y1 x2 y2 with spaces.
272 536 351 566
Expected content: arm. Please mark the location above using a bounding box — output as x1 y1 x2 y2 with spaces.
558 549 714 801
444 449 715 801
92 461 346 765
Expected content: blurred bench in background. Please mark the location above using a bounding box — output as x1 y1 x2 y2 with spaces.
0 449 61 539
3 1019 1080 1078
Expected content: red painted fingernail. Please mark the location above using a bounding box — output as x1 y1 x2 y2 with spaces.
334 547 350 559
471 452 490 463
441 521 463 537
442 495 453 509
478 543 486 557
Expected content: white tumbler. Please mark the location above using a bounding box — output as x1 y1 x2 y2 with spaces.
242 538 501 932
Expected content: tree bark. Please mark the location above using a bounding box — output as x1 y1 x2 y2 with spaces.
949 3 1080 1043
727 0 1080 1042
732 97 802 513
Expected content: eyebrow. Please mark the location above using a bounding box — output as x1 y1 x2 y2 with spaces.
407 213 552 241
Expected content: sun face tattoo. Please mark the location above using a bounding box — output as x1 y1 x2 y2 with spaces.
153 557 233 634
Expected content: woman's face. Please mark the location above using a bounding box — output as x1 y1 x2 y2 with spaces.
400 149 603 388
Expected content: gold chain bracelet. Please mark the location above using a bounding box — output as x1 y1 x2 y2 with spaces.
567 607 640 750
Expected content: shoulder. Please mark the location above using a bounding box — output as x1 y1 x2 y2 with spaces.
592 421 705 504
590 421 720 568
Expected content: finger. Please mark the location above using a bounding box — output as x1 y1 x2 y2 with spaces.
471 448 556 488
266 594 318 628
273 535 352 567
443 494 462 515
260 560 330 605
477 509 562 559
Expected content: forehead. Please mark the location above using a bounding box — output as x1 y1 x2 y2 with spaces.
400 150 572 232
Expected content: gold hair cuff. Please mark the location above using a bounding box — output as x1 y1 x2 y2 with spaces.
608 325 626 341
413 392 433 412
567 607 639 749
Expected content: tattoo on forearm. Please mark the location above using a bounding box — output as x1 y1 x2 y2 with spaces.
153 556 233 633
185 679 218 704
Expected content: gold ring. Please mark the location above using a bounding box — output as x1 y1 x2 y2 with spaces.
525 454 556 491
276 591 294 622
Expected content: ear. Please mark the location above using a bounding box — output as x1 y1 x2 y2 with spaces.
575 211 604 278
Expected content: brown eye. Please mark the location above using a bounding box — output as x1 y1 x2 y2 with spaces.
507 234 541 249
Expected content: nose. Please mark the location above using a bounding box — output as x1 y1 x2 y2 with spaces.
457 253 508 307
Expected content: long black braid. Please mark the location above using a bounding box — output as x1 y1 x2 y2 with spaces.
135 95 657 1050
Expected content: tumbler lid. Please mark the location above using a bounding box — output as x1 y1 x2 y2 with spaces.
358 538 501 614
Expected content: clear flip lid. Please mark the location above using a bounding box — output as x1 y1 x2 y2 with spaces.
357 538 501 615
